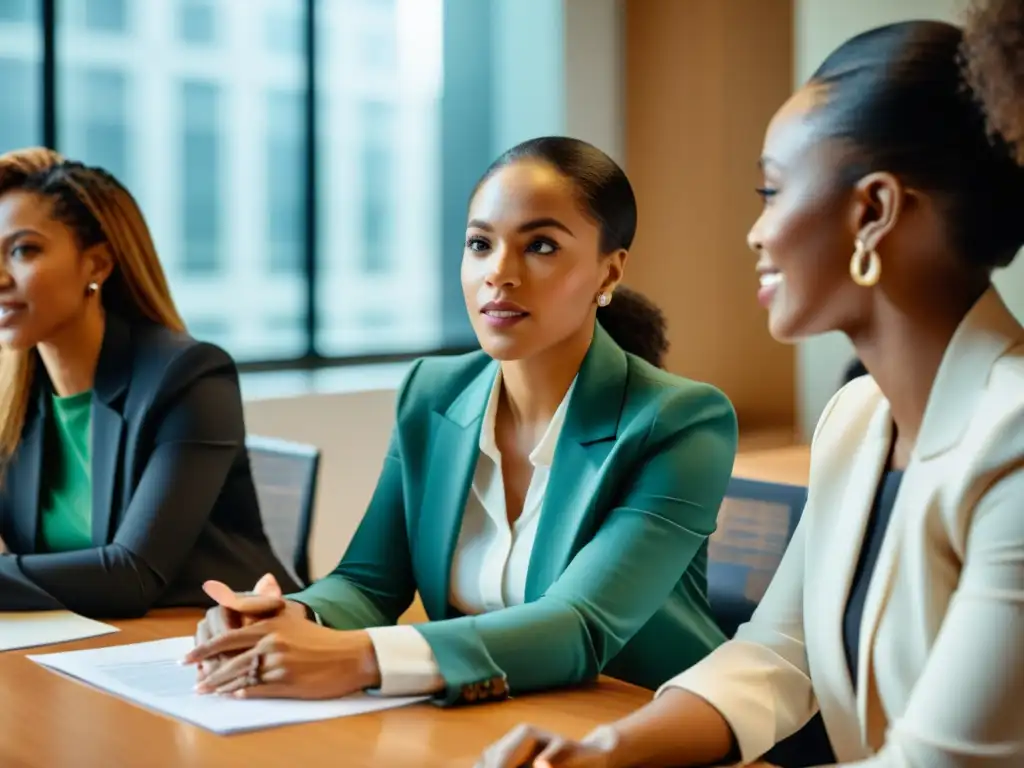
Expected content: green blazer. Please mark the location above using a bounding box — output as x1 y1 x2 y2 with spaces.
294 325 738 705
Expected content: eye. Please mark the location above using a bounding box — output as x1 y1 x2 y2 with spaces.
466 236 490 253
10 244 38 260
755 186 778 202
526 237 558 255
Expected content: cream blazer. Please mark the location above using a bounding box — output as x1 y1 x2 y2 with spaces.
661 288 1024 767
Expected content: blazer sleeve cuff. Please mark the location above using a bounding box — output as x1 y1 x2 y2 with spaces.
364 625 446 696
656 642 804 764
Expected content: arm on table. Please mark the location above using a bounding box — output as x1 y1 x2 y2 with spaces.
395 386 738 706
0 345 247 617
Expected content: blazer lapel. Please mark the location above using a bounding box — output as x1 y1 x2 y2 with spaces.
89 398 125 545
525 325 627 598
808 398 892 759
852 288 1023 750
6 388 47 553
415 361 495 620
915 288 1022 460
89 315 130 545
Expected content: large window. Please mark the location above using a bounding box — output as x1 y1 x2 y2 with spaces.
0 2 40 155
0 0 475 369
315 0 444 356
180 80 222 276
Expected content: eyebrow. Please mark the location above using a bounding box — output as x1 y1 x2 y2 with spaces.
0 228 45 249
467 217 575 237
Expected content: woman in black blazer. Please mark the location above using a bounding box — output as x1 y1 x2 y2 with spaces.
0 148 297 617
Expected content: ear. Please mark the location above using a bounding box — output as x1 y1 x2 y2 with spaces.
847 172 907 251
599 248 628 294
82 243 115 288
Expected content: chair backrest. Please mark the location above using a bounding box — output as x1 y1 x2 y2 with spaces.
707 477 807 638
246 435 320 587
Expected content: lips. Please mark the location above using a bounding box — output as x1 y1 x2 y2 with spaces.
0 303 25 328
479 300 529 318
479 300 529 329
756 267 782 309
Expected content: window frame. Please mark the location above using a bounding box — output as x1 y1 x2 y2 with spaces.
31 0 478 373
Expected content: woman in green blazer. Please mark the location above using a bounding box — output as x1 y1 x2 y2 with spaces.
184 137 738 706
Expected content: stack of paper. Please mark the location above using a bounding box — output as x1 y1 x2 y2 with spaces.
29 637 429 734
0 610 118 651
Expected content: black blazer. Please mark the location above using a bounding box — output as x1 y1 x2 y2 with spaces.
0 313 298 617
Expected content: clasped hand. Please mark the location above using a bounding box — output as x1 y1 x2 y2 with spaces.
181 574 380 699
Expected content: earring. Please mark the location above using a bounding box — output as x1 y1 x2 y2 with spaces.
86 282 99 296
849 239 881 287
597 292 611 307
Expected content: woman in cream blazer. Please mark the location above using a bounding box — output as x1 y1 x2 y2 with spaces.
478 9 1024 768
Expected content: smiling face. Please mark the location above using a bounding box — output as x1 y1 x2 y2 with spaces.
0 189 109 350
461 160 623 361
748 87 873 342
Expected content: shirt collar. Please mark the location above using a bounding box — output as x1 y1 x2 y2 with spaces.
478 369 577 468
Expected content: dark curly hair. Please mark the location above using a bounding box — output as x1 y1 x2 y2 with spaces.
475 137 668 368
962 0 1024 164
595 285 669 368
808 19 1024 271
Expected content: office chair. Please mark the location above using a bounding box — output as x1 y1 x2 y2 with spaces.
709 477 837 768
707 476 807 638
246 435 320 588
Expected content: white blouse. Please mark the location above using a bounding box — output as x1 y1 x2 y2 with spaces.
364 370 575 695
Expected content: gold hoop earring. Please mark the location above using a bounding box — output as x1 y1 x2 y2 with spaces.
849 239 881 287
597 292 611 307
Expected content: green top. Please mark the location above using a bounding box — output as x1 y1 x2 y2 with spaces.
39 390 93 553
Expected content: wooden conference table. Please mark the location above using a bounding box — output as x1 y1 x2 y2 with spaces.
0 610 650 768
0 444 812 767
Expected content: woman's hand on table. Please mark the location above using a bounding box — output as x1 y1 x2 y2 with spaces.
183 610 382 699
476 724 621 768
191 573 294 681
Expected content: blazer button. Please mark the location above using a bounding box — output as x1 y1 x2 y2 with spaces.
489 677 509 698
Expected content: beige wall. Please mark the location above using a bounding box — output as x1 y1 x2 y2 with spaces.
244 390 397 580
623 0 797 434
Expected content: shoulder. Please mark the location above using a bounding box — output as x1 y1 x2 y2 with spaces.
125 323 238 402
961 345 1024 473
393 349 492 416
620 354 738 443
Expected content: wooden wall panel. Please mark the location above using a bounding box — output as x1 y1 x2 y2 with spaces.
624 0 796 433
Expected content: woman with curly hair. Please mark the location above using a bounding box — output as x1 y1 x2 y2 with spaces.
479 3 1024 766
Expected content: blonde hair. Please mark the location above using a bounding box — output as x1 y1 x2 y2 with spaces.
0 147 186 460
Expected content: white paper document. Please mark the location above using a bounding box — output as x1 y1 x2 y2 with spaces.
0 610 119 651
29 636 429 734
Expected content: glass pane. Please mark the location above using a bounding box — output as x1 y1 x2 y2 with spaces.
267 89 304 275
0 0 35 23
316 0 444 356
57 0 308 362
178 0 217 45
265 0 302 56
0 3 41 153
83 0 128 33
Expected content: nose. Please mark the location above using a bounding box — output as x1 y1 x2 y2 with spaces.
484 245 522 289
746 216 765 255
0 263 12 288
